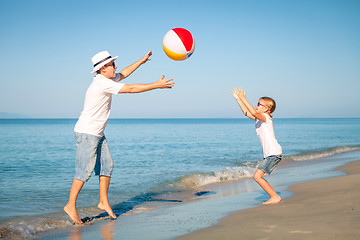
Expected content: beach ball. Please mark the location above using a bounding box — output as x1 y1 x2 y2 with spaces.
162 28 195 61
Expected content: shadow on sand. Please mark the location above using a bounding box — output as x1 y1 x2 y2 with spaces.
81 191 183 223
81 190 217 223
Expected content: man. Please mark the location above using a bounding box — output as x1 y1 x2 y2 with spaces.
64 50 174 224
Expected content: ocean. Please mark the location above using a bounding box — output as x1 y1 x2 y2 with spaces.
0 118 359 239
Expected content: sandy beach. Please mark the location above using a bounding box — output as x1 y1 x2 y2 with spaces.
177 160 360 240
33 151 360 240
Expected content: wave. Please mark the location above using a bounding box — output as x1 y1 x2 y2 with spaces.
173 166 256 189
171 145 360 189
285 145 360 161
0 215 74 240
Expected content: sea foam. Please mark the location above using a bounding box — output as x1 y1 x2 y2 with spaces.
286 145 360 161
177 166 256 188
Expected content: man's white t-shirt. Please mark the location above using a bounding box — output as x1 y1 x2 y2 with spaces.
255 113 282 158
74 73 124 137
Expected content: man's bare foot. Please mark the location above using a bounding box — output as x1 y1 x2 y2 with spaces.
263 196 281 205
64 205 83 224
98 203 117 219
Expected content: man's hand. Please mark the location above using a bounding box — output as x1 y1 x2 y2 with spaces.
156 75 175 89
141 50 152 64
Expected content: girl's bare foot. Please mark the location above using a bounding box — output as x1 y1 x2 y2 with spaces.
64 205 83 224
263 196 281 205
98 203 117 219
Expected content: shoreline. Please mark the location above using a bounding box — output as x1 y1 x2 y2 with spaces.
176 160 360 240
34 150 360 240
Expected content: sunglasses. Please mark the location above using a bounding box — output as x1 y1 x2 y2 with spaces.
257 102 268 108
105 62 115 68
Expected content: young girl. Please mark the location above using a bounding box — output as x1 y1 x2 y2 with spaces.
232 88 283 204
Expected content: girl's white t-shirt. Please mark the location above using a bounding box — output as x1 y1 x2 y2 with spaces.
74 73 124 137
255 113 282 158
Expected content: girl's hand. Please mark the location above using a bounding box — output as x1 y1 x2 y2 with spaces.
232 88 246 100
232 89 240 100
237 88 246 99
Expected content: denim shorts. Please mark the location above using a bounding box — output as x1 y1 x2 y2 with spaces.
257 155 283 175
74 132 113 182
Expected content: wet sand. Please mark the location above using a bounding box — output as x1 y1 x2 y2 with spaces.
176 160 360 240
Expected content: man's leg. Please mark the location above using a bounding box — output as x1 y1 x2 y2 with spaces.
98 175 117 219
64 178 85 224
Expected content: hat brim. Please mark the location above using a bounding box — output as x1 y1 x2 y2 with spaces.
91 56 118 74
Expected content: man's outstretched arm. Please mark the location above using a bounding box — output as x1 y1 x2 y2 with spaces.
118 51 152 81
119 75 174 93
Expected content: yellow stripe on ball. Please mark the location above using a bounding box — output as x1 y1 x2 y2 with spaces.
163 43 186 61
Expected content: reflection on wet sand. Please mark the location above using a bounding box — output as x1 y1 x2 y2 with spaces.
68 220 116 240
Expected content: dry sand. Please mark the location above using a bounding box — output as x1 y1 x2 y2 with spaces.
177 160 360 240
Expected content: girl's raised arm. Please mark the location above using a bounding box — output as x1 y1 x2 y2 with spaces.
232 89 256 120
235 88 267 122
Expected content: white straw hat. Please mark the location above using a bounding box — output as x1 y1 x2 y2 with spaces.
91 51 118 74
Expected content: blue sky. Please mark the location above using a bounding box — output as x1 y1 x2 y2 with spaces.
0 0 359 118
